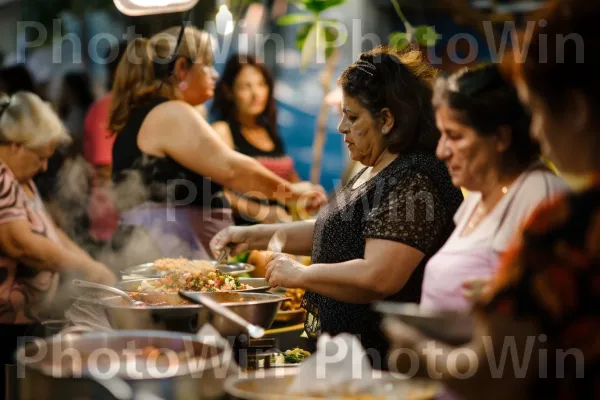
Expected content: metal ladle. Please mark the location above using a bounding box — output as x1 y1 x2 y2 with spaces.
72 279 145 306
179 292 265 339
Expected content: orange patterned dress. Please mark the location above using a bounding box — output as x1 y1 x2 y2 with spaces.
482 181 600 399
0 162 61 324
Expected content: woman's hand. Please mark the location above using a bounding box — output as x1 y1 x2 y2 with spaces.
265 253 306 288
210 226 255 258
290 182 328 214
83 262 117 286
462 278 491 304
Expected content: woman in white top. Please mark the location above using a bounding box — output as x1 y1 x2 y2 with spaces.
420 65 569 312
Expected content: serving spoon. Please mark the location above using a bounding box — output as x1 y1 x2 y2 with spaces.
72 279 145 306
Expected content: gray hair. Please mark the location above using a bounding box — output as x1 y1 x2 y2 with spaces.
0 91 71 149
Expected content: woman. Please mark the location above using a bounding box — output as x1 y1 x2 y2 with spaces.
84 41 128 242
211 47 464 365
420 64 568 312
385 1 600 398
211 54 301 225
109 27 326 260
0 92 115 394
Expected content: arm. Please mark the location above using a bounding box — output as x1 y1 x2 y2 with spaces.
140 102 315 205
211 121 235 148
54 226 94 260
225 190 292 224
268 238 424 303
210 220 316 257
0 220 115 284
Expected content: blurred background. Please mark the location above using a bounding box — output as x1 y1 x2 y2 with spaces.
0 0 548 193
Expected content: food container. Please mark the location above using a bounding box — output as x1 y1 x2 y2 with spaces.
98 292 284 336
224 368 441 399
120 261 255 280
15 329 231 400
116 277 271 294
374 302 473 345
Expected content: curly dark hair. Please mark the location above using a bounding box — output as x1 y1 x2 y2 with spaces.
337 46 440 154
433 64 539 170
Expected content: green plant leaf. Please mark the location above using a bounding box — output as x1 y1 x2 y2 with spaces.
299 23 319 71
389 31 411 51
277 13 316 26
414 25 439 47
299 0 346 14
320 20 347 59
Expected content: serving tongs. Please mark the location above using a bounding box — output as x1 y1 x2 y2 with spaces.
215 244 232 267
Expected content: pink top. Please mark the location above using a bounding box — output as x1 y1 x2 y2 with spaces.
0 162 62 324
255 156 296 181
84 93 115 166
84 93 119 240
420 167 569 312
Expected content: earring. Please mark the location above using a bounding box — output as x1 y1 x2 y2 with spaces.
382 128 389 134
357 130 361 136
179 80 189 92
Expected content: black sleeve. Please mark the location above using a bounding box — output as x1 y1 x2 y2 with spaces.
364 170 449 254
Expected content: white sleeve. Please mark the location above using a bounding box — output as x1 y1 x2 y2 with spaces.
491 170 570 252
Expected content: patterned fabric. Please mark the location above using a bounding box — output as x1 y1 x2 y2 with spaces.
0 162 61 324
481 182 600 399
303 152 463 361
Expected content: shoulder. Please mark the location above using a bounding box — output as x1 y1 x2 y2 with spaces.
142 100 209 135
506 168 570 221
517 168 570 199
0 163 26 221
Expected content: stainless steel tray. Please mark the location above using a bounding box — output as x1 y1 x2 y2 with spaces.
121 260 255 278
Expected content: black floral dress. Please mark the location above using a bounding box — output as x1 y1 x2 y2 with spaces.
302 152 463 364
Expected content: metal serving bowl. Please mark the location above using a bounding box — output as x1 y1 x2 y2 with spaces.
117 277 271 293
16 330 229 400
99 292 284 336
374 302 473 345
224 368 441 400
121 261 255 279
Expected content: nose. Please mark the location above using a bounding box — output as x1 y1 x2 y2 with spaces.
337 118 349 135
436 135 450 160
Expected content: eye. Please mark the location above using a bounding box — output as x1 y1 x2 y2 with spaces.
348 115 357 123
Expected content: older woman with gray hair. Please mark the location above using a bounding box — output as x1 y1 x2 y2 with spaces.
0 91 115 394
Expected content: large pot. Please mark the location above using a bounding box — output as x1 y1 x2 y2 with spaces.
15 329 233 400
224 368 441 400
98 292 284 336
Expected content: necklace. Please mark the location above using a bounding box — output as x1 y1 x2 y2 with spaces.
464 185 509 235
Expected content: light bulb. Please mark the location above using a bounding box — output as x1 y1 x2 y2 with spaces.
216 4 234 36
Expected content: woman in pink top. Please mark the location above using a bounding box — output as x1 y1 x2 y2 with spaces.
83 42 127 241
420 65 569 312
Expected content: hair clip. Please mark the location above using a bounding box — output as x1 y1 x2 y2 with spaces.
354 66 374 76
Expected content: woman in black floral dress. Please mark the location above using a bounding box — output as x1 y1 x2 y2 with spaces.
211 47 463 365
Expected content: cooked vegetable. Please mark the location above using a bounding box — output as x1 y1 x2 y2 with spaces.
283 348 311 364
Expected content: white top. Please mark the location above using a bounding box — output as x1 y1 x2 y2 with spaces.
420 166 570 312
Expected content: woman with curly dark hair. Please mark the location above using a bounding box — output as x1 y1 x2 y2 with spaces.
212 47 463 364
